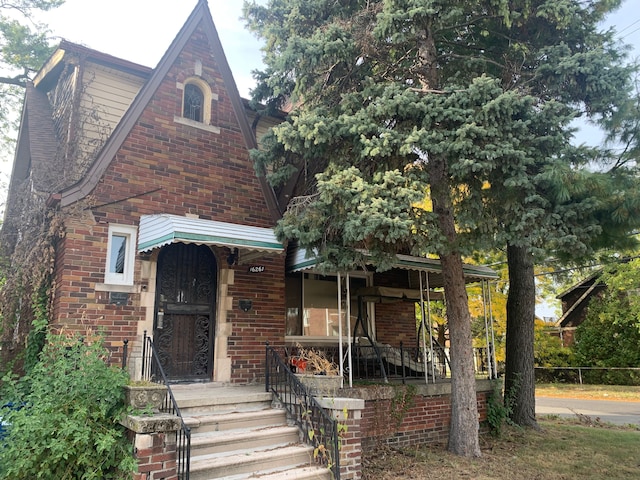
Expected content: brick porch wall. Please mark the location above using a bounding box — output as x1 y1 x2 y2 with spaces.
318 397 364 480
340 380 492 449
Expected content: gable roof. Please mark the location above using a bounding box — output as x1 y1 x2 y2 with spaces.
555 271 602 301
33 40 152 92
56 0 282 220
10 83 58 188
3 83 59 223
555 270 608 328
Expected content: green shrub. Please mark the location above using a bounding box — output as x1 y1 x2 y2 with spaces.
22 284 50 374
485 379 514 436
0 333 136 479
573 276 640 386
534 325 574 368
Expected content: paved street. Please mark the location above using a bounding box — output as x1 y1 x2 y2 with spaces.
536 396 640 426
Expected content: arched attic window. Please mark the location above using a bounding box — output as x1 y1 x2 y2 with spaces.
183 83 204 122
175 77 219 133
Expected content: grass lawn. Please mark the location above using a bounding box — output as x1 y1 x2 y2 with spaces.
536 383 640 402
363 384 640 479
362 418 640 479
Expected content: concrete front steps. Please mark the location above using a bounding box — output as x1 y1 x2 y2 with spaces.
171 383 331 480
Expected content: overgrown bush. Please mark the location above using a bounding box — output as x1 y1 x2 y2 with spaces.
534 321 574 368
0 333 136 479
573 261 640 386
485 379 514 437
533 322 577 383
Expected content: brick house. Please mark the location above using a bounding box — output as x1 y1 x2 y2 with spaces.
1 0 497 386
2 0 285 383
554 272 607 346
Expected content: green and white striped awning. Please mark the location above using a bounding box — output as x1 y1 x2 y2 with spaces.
287 247 498 284
137 214 284 253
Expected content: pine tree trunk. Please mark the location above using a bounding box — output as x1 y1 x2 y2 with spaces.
505 244 539 428
430 156 481 457
441 251 482 456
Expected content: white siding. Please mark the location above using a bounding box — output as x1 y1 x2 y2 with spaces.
74 64 146 169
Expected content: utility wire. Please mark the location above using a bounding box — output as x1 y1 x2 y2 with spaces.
620 25 640 41
534 255 640 277
616 18 640 35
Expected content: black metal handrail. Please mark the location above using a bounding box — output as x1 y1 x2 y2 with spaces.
265 343 341 480
298 342 450 383
351 342 450 382
141 331 191 480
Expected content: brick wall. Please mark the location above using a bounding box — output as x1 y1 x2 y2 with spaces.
317 397 364 480
369 270 420 347
130 431 178 480
49 23 286 381
123 414 181 480
226 255 286 383
341 382 491 450
338 407 363 480
374 302 417 347
51 215 141 355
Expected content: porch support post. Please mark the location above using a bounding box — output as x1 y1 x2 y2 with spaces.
346 272 353 388
482 281 493 379
418 272 427 384
487 281 497 379
419 271 436 383
338 272 344 386
337 272 354 388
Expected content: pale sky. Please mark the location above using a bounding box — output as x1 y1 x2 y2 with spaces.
34 1 640 102
38 1 640 93
36 0 264 98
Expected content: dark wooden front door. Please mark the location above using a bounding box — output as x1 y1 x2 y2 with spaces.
154 243 216 381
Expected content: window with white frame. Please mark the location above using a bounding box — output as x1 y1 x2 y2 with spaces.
105 225 137 285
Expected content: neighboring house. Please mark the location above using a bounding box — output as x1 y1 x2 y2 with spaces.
0 0 497 386
555 272 607 346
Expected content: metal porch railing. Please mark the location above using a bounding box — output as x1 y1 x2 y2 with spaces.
288 341 451 384
265 343 341 480
140 331 191 480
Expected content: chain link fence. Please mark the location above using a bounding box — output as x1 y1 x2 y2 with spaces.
535 367 640 386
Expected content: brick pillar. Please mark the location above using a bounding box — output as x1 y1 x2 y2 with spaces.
121 414 181 480
318 397 365 480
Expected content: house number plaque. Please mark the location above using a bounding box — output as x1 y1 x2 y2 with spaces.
110 292 129 305
248 265 265 273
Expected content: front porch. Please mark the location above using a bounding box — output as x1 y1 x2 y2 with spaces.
283 250 501 388
120 250 500 479
123 378 493 480
121 335 494 480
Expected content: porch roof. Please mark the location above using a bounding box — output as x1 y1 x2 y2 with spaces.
137 214 284 253
287 247 498 284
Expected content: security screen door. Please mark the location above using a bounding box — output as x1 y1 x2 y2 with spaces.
154 242 216 381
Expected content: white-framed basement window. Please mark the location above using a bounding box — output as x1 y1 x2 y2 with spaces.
105 224 137 285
